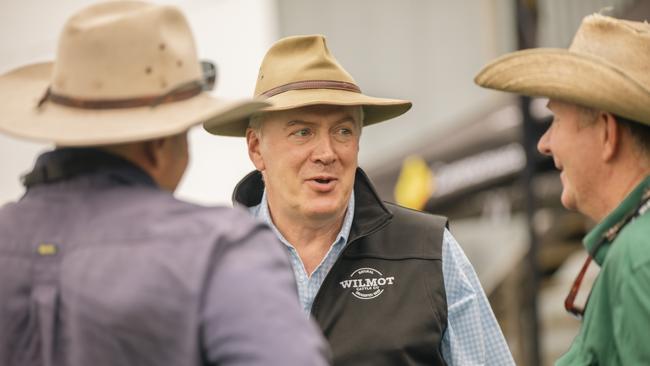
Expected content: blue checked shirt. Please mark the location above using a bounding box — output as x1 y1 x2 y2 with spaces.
250 190 514 365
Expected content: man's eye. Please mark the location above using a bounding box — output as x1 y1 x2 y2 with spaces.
333 125 356 135
292 128 311 137
336 127 357 138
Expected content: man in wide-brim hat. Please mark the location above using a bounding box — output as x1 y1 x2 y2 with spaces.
0 2 329 365
476 13 650 365
205 34 514 365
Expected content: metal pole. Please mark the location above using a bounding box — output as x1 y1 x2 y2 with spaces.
516 1 542 365
520 96 543 366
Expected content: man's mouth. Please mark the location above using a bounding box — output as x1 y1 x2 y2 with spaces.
306 176 338 192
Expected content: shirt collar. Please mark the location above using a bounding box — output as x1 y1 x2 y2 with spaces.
253 189 355 248
234 168 393 245
584 175 650 264
22 148 157 188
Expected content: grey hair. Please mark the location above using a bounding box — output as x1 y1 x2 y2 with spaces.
577 105 650 158
248 113 265 135
575 105 600 126
247 106 365 136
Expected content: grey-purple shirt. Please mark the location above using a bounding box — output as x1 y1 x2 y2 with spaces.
0 149 329 366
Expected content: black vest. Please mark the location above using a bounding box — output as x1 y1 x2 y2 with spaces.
233 168 448 366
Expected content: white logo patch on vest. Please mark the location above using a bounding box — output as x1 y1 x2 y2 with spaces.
340 267 395 300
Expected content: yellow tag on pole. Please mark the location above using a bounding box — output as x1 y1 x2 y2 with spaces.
394 156 433 211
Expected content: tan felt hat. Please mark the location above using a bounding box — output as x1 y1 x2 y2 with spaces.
475 14 650 126
204 34 412 137
0 0 268 146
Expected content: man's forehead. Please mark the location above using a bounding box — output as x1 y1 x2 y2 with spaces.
270 105 360 123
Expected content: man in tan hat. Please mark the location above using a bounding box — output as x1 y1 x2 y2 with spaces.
475 14 650 365
206 35 514 365
0 2 329 366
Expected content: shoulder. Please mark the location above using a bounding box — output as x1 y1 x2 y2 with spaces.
384 202 448 230
146 194 265 240
612 212 650 272
0 200 19 223
83 186 268 247
353 202 448 259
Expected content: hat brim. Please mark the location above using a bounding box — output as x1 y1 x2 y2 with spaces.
204 88 412 137
475 48 650 126
0 62 269 146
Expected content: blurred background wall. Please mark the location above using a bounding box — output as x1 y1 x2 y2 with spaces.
275 0 517 171
1 1 648 365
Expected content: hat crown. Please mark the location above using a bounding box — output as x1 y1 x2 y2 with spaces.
254 35 357 97
570 14 650 90
51 0 201 99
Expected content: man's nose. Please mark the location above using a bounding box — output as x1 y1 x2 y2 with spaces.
537 127 552 156
311 134 336 165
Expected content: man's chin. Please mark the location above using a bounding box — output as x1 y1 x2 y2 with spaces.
302 205 346 221
560 192 577 212
298 191 351 221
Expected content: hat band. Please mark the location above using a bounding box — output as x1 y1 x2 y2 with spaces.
37 80 204 110
260 80 361 98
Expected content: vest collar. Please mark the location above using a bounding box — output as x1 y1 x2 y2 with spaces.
232 168 393 242
584 175 650 264
22 148 156 188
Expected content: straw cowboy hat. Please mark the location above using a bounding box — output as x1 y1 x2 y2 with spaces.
204 34 412 136
0 0 267 146
475 14 650 126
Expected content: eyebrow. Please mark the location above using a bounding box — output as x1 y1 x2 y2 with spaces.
285 115 357 127
286 120 315 127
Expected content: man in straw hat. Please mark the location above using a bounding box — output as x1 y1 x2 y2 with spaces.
0 2 329 365
205 34 514 365
475 13 650 365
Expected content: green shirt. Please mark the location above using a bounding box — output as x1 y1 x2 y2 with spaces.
557 176 650 366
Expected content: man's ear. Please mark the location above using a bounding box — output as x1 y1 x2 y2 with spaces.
142 137 169 171
246 128 265 171
601 112 621 162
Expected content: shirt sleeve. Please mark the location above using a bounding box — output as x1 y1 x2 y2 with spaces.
440 229 515 366
200 220 330 366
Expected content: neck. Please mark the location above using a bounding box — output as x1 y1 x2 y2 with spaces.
589 161 650 222
267 201 347 276
100 144 153 178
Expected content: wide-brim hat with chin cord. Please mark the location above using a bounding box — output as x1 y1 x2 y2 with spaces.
204 34 412 137
0 0 268 146
475 14 650 127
